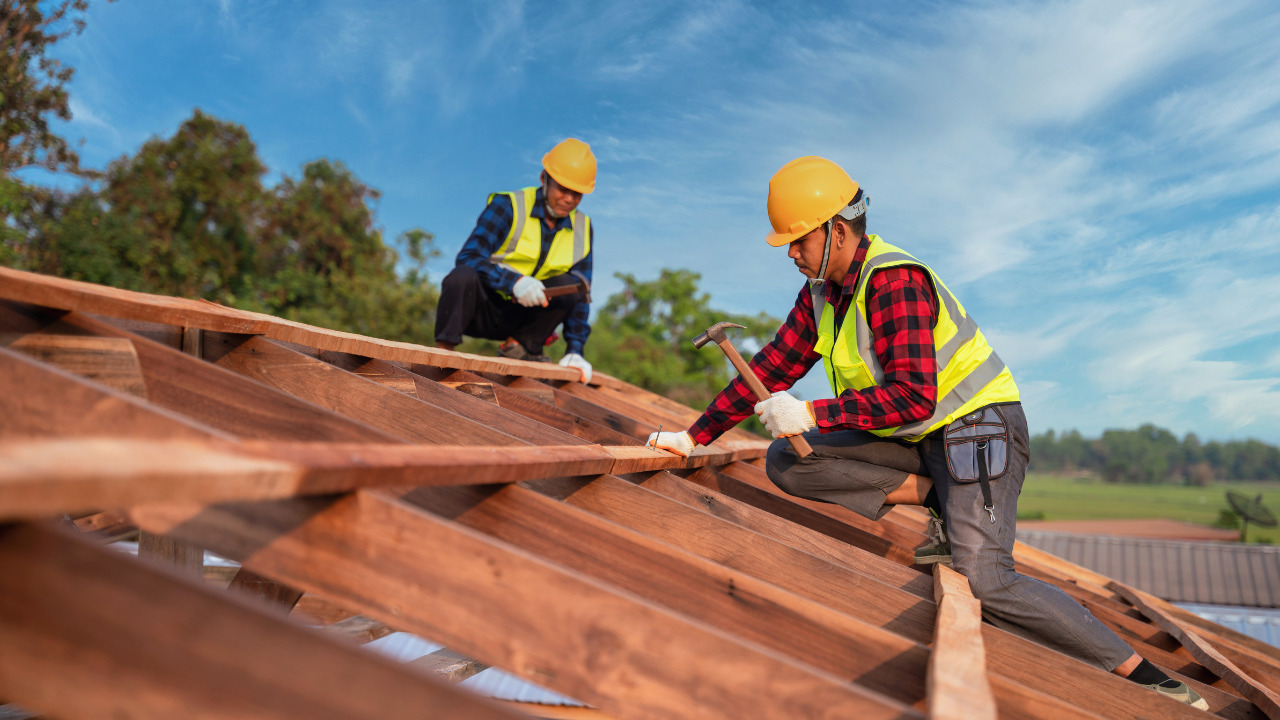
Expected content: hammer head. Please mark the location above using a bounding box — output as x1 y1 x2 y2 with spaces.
692 321 745 349
569 269 592 303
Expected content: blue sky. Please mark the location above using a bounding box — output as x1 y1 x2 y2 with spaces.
34 0 1280 445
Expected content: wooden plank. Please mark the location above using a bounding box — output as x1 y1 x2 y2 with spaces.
130 490 920 720
203 334 526 446
71 511 137 542
437 368 643 447
928 565 996 720
5 308 404 443
407 648 490 683
227 567 304 610
440 380 499 404
318 355 590 447
0 346 228 442
987 675 1106 720
138 530 204 577
717 460 927 552
0 521 525 720
678 465 907 563
225 304 585 382
406 482 931 709
320 615 396 645
1113 581 1280 718
525 474 936 643
0 438 617 520
628 470 934 599
502 376 658 439
3 332 148 398
981 626 1220 720
0 266 270 333
563 379 771 450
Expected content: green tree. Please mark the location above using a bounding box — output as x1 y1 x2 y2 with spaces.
588 269 780 414
13 108 441 345
1 0 105 266
0 0 100 175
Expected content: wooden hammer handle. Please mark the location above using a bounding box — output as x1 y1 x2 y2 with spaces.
542 284 585 299
717 339 813 458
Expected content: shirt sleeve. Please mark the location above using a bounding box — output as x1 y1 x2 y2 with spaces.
688 285 821 445
456 195 522 294
809 266 938 431
561 223 593 356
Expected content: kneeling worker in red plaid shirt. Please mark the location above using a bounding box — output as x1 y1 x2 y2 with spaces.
646 155 1207 710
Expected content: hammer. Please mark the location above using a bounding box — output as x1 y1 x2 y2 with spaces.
692 322 813 458
541 270 592 302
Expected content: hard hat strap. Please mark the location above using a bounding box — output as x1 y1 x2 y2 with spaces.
815 220 834 282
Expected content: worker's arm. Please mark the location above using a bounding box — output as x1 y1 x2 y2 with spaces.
455 195 523 295
686 285 822 446
559 229 593 355
809 266 938 431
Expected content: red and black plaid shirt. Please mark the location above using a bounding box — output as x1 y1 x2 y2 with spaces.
689 235 940 445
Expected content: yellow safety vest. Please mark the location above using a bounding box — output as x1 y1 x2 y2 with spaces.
814 235 1020 441
488 187 591 280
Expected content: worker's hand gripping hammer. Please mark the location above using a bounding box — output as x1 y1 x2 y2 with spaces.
692 322 813 458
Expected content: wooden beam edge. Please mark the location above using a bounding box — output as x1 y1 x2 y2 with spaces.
929 565 997 720
1110 580 1280 717
0 439 619 519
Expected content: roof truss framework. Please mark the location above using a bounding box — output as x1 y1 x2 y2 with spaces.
1 266 1279 719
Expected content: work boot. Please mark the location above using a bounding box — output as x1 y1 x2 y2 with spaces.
498 340 549 363
1144 680 1208 710
914 509 952 565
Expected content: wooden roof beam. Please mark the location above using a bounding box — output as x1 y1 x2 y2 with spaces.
928 564 997 720
406 481 932 709
1113 581 1280 718
524 473 937 643
0 521 525 720
200 333 529 447
128 489 920 720
0 438 618 520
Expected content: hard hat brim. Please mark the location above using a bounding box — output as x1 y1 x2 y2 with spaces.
765 229 803 247
548 172 594 194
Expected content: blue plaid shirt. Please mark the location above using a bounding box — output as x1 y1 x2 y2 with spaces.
455 186 594 355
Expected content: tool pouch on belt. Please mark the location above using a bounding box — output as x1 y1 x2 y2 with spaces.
944 405 1009 524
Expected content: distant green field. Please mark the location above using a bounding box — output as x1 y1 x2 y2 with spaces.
1018 474 1280 544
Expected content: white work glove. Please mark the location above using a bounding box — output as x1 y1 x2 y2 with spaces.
754 391 817 438
646 430 695 458
512 275 547 307
558 352 593 383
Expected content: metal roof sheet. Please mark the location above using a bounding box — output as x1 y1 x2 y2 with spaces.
1019 530 1280 607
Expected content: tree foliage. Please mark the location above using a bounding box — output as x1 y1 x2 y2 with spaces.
1 0 99 175
1030 425 1280 483
587 269 780 412
7 109 440 344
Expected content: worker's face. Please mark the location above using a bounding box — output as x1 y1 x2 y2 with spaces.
787 224 831 280
543 174 583 218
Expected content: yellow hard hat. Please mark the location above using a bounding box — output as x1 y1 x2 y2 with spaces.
765 156 859 246
542 138 596 194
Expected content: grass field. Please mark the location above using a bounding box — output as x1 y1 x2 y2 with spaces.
1019 474 1280 544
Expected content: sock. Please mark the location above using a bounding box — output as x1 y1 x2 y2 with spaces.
1125 659 1172 686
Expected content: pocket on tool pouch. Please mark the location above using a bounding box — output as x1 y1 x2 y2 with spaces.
944 406 1009 483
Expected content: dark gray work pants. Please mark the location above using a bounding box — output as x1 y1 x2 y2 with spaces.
434 265 581 355
765 402 1135 670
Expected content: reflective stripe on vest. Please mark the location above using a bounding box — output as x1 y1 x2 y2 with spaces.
488 187 590 280
815 235 1020 441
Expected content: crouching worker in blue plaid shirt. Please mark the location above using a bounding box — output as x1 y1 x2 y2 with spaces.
434 138 596 383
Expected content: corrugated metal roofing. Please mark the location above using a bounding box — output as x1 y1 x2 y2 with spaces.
1180 603 1280 648
366 633 586 707
1018 530 1280 607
